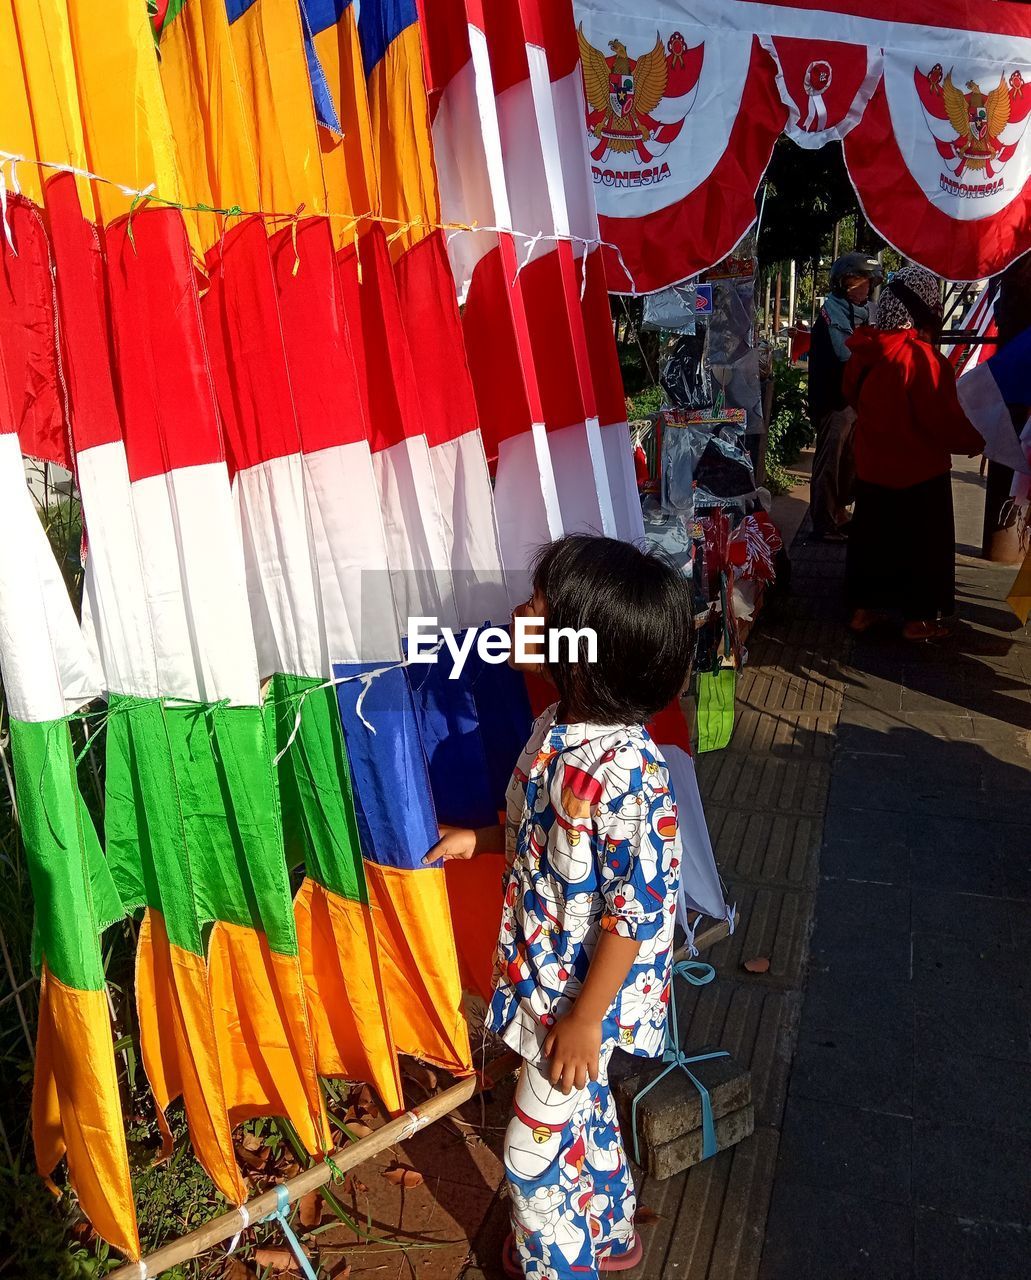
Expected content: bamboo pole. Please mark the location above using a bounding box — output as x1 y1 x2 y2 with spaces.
109 1053 521 1280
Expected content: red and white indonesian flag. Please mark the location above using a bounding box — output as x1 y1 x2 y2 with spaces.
573 0 1031 290
423 0 644 584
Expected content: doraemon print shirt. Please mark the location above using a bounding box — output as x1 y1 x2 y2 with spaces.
487 705 682 1066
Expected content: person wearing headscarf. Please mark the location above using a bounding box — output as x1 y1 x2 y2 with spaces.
842 265 982 641
808 253 882 540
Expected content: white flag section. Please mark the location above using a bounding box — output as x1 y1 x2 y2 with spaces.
665 748 735 940
958 324 1031 478
425 0 568 594
429 429 512 630
0 434 99 722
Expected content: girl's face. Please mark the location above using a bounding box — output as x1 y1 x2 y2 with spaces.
509 588 550 676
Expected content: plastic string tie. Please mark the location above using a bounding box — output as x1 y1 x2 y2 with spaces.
225 1201 251 1256
0 165 14 255
256 1185 319 1280
271 638 444 764
514 230 543 279
631 960 727 1167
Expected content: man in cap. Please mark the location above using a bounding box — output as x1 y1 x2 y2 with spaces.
808 252 882 540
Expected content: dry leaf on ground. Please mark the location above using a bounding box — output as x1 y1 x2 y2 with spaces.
742 956 771 974
402 1062 438 1093
298 1190 322 1229
336 1120 374 1141
234 1143 271 1172
254 1247 299 1274
635 1206 663 1225
222 1259 257 1280
382 1163 424 1189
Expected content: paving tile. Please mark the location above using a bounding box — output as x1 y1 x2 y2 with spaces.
726 704 837 760
913 1120 1031 1221
913 1209 1031 1280
900 682 1031 727
698 754 831 815
915 991 1031 1063
704 1129 780 1280
807 879 912 981
674 982 801 1129
836 703 978 742
707 807 820 889
911 887 1023 943
820 836 910 886
760 1183 913 1280
791 974 913 1117
704 885 814 990
774 1096 912 1206
911 931 1030 1001
829 768 990 821
913 1028 1030 1135
822 803 916 848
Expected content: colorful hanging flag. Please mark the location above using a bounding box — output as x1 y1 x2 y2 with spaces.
0 363 135 1255
957 323 1031 475
223 0 473 1072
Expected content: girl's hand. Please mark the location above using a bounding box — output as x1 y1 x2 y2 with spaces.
423 825 478 865
422 823 505 865
543 1007 602 1093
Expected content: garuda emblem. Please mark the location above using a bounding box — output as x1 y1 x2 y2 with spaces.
578 27 700 164
917 64 1031 179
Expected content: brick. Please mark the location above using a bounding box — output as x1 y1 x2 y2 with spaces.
610 1046 751 1150
643 1105 755 1181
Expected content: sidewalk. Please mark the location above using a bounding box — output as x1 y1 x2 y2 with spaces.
324 458 1029 1279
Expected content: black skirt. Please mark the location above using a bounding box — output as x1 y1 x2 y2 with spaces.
846 472 957 622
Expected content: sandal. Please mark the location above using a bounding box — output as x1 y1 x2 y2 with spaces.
902 620 951 642
502 1232 644 1276
848 609 890 634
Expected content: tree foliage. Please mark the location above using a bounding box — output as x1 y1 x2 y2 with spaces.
757 138 873 269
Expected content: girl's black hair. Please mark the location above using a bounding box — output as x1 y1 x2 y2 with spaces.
532 534 693 725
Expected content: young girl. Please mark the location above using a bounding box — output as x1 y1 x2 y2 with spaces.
427 535 692 1279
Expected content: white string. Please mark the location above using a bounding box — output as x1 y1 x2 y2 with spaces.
225 1201 252 1256
0 166 13 256
513 231 544 280
397 1108 429 1141
0 147 640 293
271 640 445 766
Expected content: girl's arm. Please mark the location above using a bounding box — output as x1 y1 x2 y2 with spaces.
422 822 505 865
543 930 642 1093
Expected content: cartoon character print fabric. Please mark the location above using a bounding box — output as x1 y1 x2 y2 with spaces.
505 1056 637 1278
487 704 682 1065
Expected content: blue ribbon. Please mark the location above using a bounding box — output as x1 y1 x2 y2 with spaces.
257 1185 320 1280
631 960 729 1167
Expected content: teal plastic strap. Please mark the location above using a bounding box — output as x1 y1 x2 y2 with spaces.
631 960 729 1167
258 1185 319 1280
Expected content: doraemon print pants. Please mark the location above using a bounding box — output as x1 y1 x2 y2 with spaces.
504 1054 637 1278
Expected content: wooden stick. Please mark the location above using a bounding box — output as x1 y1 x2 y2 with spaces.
673 910 738 965
108 1052 521 1280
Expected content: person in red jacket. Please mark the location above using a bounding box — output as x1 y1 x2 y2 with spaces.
843 265 982 641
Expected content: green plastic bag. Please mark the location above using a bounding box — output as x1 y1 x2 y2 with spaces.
696 667 736 753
